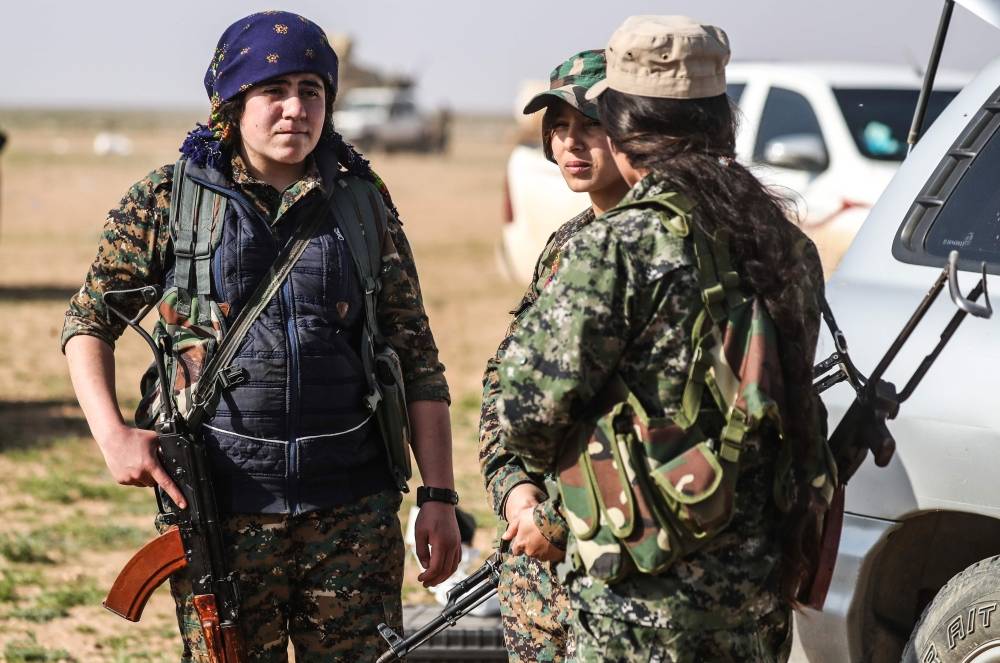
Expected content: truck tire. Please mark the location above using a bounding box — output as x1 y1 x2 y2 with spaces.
902 555 1000 662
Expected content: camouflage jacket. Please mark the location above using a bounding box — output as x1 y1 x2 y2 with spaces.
497 175 700 473
61 152 449 405
479 207 594 536
496 174 796 629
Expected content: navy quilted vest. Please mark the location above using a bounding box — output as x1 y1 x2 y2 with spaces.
180 163 394 515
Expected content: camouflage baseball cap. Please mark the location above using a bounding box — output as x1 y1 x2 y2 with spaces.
522 49 606 120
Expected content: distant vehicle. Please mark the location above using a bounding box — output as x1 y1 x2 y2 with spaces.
92 131 133 157
499 63 968 284
333 86 449 154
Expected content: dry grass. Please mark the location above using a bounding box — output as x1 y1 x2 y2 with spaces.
0 109 523 659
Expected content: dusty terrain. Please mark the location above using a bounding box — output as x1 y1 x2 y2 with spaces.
0 110 524 661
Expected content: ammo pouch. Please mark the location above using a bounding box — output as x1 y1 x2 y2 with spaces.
558 400 738 583
557 190 806 583
373 343 412 490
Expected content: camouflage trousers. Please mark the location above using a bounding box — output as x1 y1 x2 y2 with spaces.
573 605 791 663
154 490 404 663
497 553 575 662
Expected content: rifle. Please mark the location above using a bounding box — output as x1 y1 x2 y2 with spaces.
101 285 246 662
376 546 505 662
806 250 991 608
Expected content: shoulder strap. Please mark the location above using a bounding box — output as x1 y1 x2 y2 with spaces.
611 191 694 239
169 159 227 316
331 175 386 341
186 188 334 428
329 175 389 412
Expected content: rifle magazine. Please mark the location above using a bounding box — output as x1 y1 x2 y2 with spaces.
104 525 187 622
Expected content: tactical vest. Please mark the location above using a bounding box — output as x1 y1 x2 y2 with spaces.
137 158 409 515
557 192 833 582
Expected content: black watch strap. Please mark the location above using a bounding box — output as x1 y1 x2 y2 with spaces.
416 486 459 507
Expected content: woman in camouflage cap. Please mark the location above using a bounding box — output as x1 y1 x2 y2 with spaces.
497 16 832 662
63 11 460 661
479 48 627 663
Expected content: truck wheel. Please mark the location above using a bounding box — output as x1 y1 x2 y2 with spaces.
902 555 1000 662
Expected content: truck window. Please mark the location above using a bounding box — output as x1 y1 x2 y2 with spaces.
752 87 825 161
834 88 958 162
924 125 1000 265
892 85 1000 271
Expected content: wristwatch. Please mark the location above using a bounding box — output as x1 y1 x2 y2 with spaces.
416 486 459 507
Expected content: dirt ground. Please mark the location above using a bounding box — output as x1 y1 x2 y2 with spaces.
0 110 524 661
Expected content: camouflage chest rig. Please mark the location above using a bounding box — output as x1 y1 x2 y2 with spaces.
557 191 820 582
137 159 413 490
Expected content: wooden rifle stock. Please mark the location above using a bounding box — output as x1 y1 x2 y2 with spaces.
103 525 187 621
193 594 247 663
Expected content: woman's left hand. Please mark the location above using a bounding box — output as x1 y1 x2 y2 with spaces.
502 503 565 562
414 502 462 587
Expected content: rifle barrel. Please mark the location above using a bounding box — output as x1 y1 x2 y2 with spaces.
376 581 498 663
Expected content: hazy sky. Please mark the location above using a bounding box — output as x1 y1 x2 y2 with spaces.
3 0 1000 113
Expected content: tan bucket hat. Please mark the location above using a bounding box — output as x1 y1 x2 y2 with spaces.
586 15 730 100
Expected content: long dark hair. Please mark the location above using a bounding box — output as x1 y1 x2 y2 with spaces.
598 89 827 604
215 83 400 218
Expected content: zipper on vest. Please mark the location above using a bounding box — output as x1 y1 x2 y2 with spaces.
281 278 302 516
189 174 304 514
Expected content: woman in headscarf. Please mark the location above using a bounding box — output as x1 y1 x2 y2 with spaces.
63 11 460 661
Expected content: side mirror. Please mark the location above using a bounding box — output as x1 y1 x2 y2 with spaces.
761 134 829 172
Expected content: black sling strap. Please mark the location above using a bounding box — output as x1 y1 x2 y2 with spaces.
183 178 337 429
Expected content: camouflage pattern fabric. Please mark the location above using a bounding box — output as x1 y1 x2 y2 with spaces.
524 50 607 121
479 208 594 662
497 176 702 474
498 553 575 663
496 174 799 658
61 152 449 405
573 602 791 663
565 431 790 660
154 490 404 663
479 207 595 515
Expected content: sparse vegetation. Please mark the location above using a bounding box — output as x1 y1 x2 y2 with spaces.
0 520 148 567
3 633 73 661
0 568 43 603
0 535 56 565
8 575 103 623
18 474 123 504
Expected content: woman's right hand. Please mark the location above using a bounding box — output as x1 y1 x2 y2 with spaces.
503 482 545 522
97 425 187 509
502 482 565 562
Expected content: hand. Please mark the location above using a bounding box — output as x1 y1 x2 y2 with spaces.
414 502 461 587
502 503 565 562
503 482 545 523
97 424 186 509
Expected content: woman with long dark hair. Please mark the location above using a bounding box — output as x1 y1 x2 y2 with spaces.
497 15 834 662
